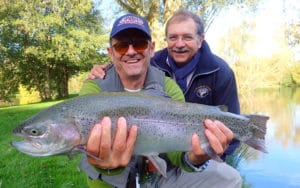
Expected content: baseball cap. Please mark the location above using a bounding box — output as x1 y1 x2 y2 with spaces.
110 13 151 39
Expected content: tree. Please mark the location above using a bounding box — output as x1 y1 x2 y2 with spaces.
0 0 108 101
216 8 296 90
110 0 260 48
284 21 300 86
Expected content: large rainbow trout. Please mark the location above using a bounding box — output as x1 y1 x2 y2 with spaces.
12 92 268 176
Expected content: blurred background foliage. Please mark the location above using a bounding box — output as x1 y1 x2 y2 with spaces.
0 0 299 106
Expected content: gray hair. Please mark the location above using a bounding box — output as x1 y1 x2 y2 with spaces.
165 9 205 37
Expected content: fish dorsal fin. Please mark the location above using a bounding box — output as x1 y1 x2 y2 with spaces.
218 105 228 112
147 155 167 178
142 87 171 99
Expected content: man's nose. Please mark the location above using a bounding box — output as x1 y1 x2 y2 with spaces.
174 37 186 47
125 44 137 54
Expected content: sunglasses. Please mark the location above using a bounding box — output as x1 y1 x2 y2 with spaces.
112 40 149 55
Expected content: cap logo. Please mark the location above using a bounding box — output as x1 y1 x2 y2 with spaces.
118 15 145 28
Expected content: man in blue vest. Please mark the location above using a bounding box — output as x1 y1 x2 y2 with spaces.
81 12 241 188
88 9 241 159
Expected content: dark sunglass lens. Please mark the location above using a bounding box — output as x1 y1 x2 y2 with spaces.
113 42 129 54
133 40 148 51
113 40 148 54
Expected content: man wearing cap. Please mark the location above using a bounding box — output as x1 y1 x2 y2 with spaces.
79 13 241 188
89 9 241 161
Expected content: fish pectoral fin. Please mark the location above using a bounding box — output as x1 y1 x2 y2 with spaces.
202 144 223 162
147 155 167 178
75 145 105 162
67 154 75 160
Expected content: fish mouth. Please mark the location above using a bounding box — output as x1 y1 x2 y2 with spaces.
11 140 46 156
12 132 42 150
15 140 42 149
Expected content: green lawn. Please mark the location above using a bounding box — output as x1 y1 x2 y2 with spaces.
0 99 250 188
0 101 88 188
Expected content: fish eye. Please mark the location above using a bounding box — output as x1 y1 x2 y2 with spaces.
27 128 40 136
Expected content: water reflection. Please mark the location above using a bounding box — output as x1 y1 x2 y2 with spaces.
237 87 300 188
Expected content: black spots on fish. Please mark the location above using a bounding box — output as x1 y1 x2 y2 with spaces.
81 117 97 127
100 107 151 119
150 127 165 138
245 114 268 140
55 105 70 115
164 112 192 123
79 117 98 130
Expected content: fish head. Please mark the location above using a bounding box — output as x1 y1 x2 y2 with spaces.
11 117 81 157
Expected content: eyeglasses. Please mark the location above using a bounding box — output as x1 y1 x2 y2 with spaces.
112 40 149 55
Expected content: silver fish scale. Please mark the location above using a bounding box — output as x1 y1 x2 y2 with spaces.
54 93 255 143
13 92 268 157
55 93 209 154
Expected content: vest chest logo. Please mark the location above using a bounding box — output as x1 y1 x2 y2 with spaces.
195 85 211 98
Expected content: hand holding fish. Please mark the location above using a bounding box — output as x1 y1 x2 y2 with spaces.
187 119 234 165
86 64 107 80
86 116 138 169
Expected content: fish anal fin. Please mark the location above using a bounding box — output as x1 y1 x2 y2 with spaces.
147 155 167 178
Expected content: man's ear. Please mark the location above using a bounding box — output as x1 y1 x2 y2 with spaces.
198 34 205 48
107 47 114 61
150 41 156 57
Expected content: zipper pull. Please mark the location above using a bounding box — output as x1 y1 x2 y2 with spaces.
136 173 140 188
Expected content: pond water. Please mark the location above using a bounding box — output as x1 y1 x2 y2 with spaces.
237 88 300 188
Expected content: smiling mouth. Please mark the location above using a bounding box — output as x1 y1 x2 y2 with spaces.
125 59 140 64
172 50 189 53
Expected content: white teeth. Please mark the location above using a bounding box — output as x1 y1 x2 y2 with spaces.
126 59 139 63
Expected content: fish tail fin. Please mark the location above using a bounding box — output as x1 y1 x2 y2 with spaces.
244 114 269 153
246 114 269 139
244 137 267 153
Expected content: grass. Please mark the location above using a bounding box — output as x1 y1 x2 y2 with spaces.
0 101 88 188
0 98 251 188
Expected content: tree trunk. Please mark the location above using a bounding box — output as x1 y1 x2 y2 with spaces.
62 66 69 98
56 65 69 99
44 66 52 100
